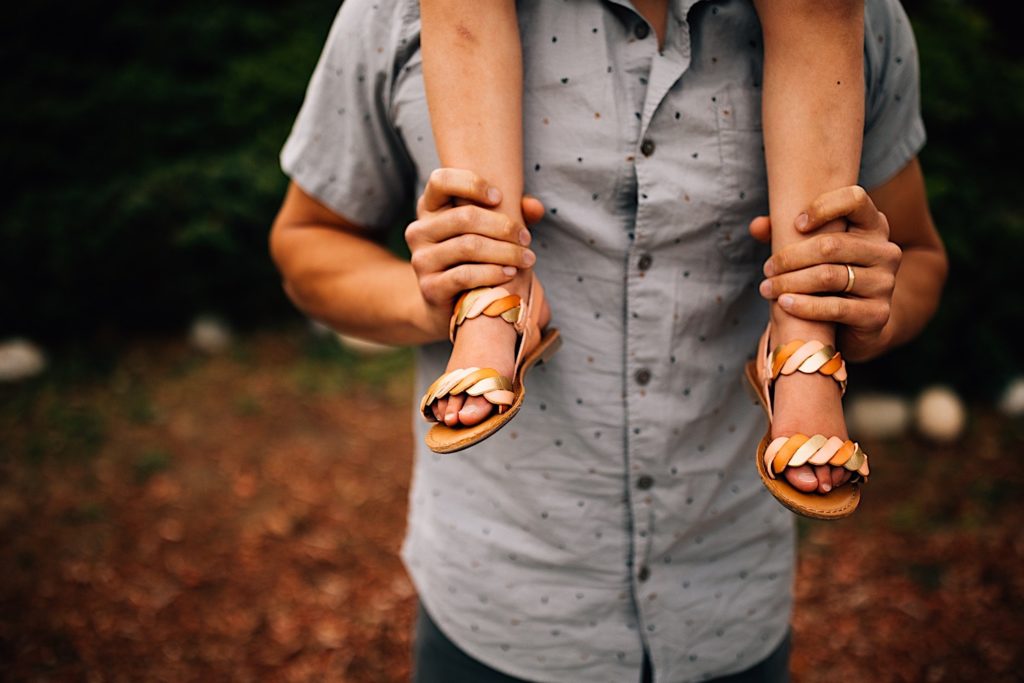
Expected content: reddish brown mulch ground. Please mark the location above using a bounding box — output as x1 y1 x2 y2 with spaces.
1 330 1022 682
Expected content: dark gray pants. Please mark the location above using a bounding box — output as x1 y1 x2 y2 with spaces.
413 603 791 683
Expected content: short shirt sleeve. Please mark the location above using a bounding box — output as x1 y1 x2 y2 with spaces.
859 0 927 189
281 0 416 231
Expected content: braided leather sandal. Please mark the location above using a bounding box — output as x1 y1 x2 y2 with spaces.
744 323 870 519
420 272 561 454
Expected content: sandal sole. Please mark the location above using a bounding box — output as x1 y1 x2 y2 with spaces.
425 328 562 454
744 360 861 520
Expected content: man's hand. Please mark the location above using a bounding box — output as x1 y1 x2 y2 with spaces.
749 185 903 361
404 168 544 339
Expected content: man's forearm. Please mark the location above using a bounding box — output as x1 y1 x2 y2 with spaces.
882 245 947 354
865 158 948 360
270 185 442 346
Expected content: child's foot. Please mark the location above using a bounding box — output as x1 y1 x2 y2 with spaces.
768 316 853 494
430 277 550 426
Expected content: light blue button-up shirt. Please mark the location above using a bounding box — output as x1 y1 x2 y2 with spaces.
281 1 924 680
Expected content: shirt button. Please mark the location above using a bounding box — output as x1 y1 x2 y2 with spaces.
638 565 651 582
637 475 654 490
638 253 652 271
634 22 650 40
635 368 652 385
640 139 656 157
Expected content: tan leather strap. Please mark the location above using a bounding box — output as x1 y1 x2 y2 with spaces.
756 323 848 421
763 434 869 479
768 339 848 394
511 274 545 379
423 278 546 422
419 366 515 420
755 322 869 481
449 287 521 343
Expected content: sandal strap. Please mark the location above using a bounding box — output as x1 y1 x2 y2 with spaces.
424 273 550 423
756 323 848 422
419 366 515 420
512 273 545 375
763 434 870 480
449 287 522 343
768 339 848 394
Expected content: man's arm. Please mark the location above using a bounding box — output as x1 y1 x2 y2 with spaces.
866 158 947 352
754 157 947 361
270 172 539 346
270 182 434 346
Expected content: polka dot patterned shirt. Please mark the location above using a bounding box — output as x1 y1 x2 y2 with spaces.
281 0 925 680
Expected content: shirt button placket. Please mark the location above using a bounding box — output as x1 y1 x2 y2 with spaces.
627 50 660 649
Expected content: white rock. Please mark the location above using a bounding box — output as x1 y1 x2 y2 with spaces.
188 316 233 354
998 377 1024 417
308 319 334 337
847 393 911 439
914 385 967 442
337 334 393 355
0 339 47 382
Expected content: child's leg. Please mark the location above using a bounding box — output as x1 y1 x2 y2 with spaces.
420 0 545 426
755 1 865 493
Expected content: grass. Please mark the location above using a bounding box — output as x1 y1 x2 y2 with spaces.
293 332 413 398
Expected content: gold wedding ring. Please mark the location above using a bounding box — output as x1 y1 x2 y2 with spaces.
842 264 855 293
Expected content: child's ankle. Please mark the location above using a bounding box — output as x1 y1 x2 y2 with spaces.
770 305 835 345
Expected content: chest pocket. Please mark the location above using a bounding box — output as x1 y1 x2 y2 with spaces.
714 83 770 266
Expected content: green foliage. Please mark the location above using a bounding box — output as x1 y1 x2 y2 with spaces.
2 0 1021 397
861 0 1024 397
1 0 341 338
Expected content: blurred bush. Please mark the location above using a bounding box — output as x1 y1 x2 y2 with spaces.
867 0 1024 397
1 0 340 338
2 0 1021 397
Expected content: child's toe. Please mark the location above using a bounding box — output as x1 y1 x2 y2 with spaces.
784 465 819 492
458 396 493 426
814 465 832 493
445 395 465 426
